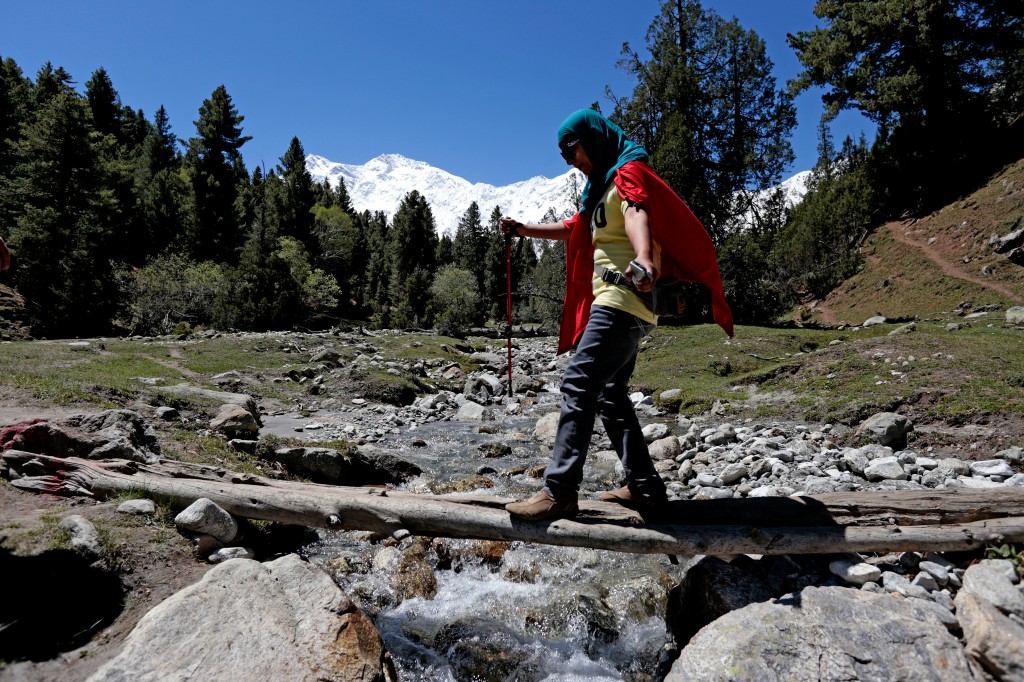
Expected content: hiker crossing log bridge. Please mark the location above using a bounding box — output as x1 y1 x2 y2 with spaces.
7 452 1024 556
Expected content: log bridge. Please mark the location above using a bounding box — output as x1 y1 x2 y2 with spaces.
6 452 1024 557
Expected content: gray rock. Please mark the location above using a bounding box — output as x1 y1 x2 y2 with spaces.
87 554 393 682
1007 306 1024 326
997 446 1024 465
918 560 951 586
59 514 102 559
829 559 881 586
863 456 908 481
649 436 681 461
667 556 774 646
174 498 237 543
154 406 178 421
209 547 255 563
456 401 495 422
533 411 560 445
642 423 671 443
956 589 1024 681
209 403 259 438
962 560 1024 619
862 315 888 327
970 459 1016 478
159 383 261 421
309 348 341 364
856 412 913 447
117 499 156 515
667 586 972 681
719 463 748 485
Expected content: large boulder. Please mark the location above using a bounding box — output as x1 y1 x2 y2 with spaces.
268 444 421 485
158 383 261 422
0 409 160 463
209 403 259 438
855 412 914 448
87 554 395 682
666 586 973 681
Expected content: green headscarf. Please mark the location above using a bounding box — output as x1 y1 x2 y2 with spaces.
557 109 648 214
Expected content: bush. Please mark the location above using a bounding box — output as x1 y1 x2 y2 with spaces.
129 255 226 335
429 266 481 336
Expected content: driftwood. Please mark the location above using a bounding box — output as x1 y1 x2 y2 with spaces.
6 452 1024 556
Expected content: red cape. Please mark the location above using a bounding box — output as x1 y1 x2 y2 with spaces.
558 161 734 354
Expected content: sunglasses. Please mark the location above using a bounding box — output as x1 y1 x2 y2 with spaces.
559 139 580 162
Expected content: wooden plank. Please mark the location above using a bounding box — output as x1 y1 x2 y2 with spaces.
6 453 1024 556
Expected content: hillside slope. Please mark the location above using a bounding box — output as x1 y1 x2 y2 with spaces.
806 157 1024 326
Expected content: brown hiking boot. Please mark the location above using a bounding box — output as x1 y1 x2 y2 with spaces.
505 490 579 521
600 485 667 511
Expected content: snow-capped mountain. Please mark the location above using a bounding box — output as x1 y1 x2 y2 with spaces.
306 153 579 237
306 152 811 236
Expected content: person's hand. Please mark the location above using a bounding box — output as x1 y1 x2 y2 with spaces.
499 218 523 239
627 257 657 293
0 236 9 272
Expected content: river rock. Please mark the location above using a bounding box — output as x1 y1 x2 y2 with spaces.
87 554 395 682
1007 306 1024 326
116 499 156 515
856 412 913 448
456 401 495 422
59 514 102 559
666 586 973 681
961 559 1024 619
174 498 237 543
533 411 560 445
649 436 681 460
158 383 261 421
667 556 774 646
435 617 543 682
955 589 1024 681
863 456 908 481
970 459 1017 479
209 403 259 438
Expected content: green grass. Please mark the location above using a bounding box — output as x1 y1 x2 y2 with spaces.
633 321 1024 429
0 340 183 406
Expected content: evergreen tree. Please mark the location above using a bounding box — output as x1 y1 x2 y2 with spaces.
452 201 486 292
134 105 190 257
611 0 796 241
85 68 147 265
435 233 454 268
0 56 32 238
7 89 119 335
276 136 317 258
482 205 507 321
388 191 438 326
362 211 392 326
31 62 74 107
184 85 251 263
789 0 1024 212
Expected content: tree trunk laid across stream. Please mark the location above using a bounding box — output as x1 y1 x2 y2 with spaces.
7 452 1024 556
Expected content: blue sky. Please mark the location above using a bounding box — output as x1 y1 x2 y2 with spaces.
1 0 872 186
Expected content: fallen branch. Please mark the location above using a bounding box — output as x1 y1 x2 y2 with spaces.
6 453 1024 556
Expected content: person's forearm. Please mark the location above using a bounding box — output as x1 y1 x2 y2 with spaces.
516 221 571 241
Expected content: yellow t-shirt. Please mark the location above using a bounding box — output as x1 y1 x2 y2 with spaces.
590 182 659 326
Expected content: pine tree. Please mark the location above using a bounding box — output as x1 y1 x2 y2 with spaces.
134 105 190 257
388 191 438 326
276 136 317 258
611 0 796 241
789 0 1024 212
0 56 32 237
8 89 119 335
452 201 486 293
184 85 251 263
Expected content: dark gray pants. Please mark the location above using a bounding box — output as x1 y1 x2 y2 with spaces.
544 305 665 501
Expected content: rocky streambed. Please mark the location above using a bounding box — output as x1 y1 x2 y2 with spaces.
3 330 1024 681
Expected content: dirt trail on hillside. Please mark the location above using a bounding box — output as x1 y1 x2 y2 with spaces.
886 221 1024 304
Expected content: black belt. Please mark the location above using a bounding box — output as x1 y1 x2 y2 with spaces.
594 264 635 290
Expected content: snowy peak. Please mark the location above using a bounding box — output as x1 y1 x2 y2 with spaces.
306 152 811 237
306 153 578 236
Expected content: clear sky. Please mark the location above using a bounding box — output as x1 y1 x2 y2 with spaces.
1 0 873 186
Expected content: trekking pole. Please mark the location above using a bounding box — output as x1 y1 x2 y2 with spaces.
504 232 514 397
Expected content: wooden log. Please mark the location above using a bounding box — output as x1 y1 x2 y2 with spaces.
6 453 1024 556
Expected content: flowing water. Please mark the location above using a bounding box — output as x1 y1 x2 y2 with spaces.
289 390 688 681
